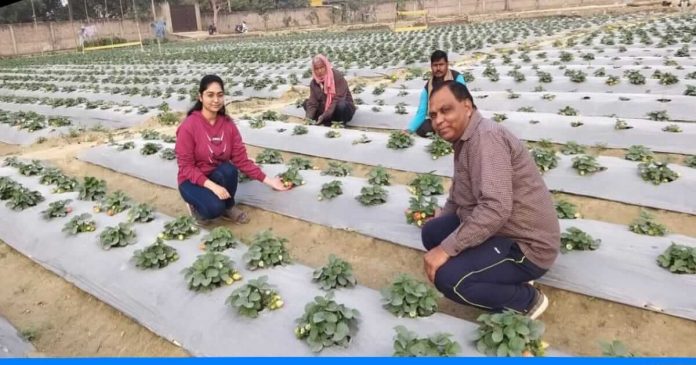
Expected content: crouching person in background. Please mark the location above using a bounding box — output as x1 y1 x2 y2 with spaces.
302 54 356 127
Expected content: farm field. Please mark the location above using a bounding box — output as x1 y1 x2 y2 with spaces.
1 9 695 357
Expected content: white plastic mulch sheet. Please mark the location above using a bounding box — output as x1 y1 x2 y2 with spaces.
76 145 696 322
0 316 35 358
0 165 495 357
235 121 696 215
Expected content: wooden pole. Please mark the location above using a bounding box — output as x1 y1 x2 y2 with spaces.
30 0 38 28
132 0 145 51
84 0 90 22
9 25 18 55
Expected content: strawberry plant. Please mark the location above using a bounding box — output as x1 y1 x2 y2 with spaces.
387 131 414 150
78 177 106 201
605 75 620 86
127 203 155 223
405 195 438 228
475 310 547 357
674 45 690 57
530 147 559 173
685 156 696 168
381 274 441 318
238 172 251 183
42 199 73 219
39 168 64 185
160 216 200 240
408 172 444 196
161 135 176 144
94 190 131 216
624 145 654 162
157 111 179 126
558 106 578 116
646 110 669 121
325 130 341 138
160 148 176 160
507 70 526 82
628 210 666 236
565 69 587 83
571 155 606 176
62 213 96 235
133 238 179 269
17 160 44 176
117 141 135 151
600 340 635 357
6 187 44 211
371 106 382 113
294 292 359 352
657 243 696 274
492 113 507 123
426 133 453 159
183 252 242 292
256 149 283 164
227 276 284 318
561 141 587 155
278 167 305 189
662 124 682 133
395 102 408 115
200 227 238 252
555 199 581 219
243 230 292 270
318 180 343 201
249 118 266 129
140 129 160 140
287 157 314 170
561 227 601 253
0 177 19 200
292 125 308 135
537 71 552 83
570 121 584 128
560 51 574 62
658 72 679 86
685 85 696 97
321 161 352 177
140 142 163 156
352 134 372 145
53 175 79 193
542 94 556 101
367 166 391 186
393 326 460 357
3 157 20 168
624 70 646 85
312 254 357 290
357 184 388 206
614 119 632 130
372 84 386 95
638 161 679 185
99 223 137 250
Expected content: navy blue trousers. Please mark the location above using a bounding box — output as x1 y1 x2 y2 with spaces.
422 213 547 312
178 163 238 220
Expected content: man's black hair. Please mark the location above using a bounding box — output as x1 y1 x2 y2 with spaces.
430 80 477 109
430 50 448 63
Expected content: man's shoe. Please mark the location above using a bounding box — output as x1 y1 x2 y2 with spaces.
186 204 212 227
221 206 250 224
527 289 549 320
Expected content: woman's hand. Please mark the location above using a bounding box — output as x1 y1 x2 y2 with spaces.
204 180 231 200
264 176 289 191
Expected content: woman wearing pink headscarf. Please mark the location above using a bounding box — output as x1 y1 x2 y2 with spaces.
302 54 355 126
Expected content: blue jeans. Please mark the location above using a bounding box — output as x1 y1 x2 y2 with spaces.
422 213 547 312
178 163 238 220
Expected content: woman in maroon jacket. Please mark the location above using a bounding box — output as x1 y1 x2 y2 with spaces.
175 75 287 225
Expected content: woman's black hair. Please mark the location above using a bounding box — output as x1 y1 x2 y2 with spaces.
187 74 227 117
